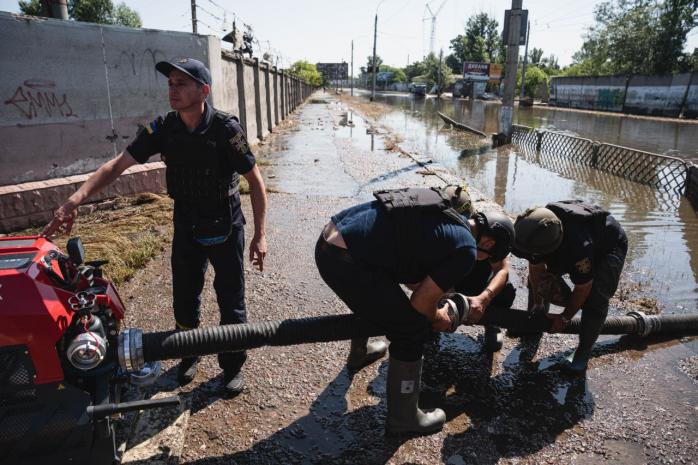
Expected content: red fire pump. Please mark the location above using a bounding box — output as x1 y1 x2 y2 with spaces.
0 236 177 465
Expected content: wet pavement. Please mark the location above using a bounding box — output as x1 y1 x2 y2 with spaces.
118 91 698 465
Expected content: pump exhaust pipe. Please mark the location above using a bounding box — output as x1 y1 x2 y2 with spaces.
118 306 698 372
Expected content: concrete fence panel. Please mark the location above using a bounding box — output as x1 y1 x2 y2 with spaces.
683 72 698 119
624 73 692 118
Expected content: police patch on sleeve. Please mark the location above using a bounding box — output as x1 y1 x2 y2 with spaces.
229 132 249 154
575 257 592 275
144 119 158 135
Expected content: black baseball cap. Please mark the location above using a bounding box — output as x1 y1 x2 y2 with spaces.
156 58 212 86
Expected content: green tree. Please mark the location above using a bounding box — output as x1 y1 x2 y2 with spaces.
420 53 454 89
113 2 142 27
516 66 548 98
404 60 428 80
289 60 323 86
529 47 544 65
379 64 407 84
18 0 142 27
570 0 698 75
447 13 502 74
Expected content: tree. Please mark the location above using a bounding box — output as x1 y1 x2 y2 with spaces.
569 0 698 75
447 13 502 74
529 47 544 66
289 61 323 87
378 64 407 84
404 60 428 80
18 0 142 27
516 66 548 98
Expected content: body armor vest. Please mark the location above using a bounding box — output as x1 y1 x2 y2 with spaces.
373 187 469 282
545 200 610 248
162 111 241 201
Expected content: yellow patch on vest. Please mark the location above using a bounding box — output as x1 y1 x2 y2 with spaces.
575 257 592 275
229 132 249 154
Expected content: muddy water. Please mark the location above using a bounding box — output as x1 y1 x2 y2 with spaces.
364 91 698 313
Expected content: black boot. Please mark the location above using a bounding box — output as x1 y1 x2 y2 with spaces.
223 370 246 395
386 356 446 436
560 314 605 376
483 325 503 352
177 357 199 386
347 337 388 372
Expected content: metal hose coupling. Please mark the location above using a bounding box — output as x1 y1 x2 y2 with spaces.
118 328 145 372
441 293 470 332
627 311 661 337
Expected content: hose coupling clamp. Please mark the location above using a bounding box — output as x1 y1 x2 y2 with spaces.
118 328 145 372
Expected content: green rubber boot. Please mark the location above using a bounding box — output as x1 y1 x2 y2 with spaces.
561 314 606 376
386 356 446 436
347 337 388 372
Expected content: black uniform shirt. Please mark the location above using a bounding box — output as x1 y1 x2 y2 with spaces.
533 215 626 285
126 103 256 225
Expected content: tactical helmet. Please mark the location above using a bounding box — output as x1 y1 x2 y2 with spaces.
441 184 473 216
513 207 563 257
471 210 515 262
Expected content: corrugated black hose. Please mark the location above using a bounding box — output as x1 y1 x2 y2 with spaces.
134 307 698 365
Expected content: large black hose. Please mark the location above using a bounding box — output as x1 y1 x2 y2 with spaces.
118 307 698 370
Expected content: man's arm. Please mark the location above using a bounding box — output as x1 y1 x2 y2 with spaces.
527 261 547 305
469 257 510 317
42 152 138 236
410 276 454 332
548 280 593 332
242 164 267 271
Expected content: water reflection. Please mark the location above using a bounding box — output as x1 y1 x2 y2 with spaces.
366 91 698 311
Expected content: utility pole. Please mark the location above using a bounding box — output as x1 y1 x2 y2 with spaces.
191 0 198 34
351 41 354 96
41 0 68 19
519 20 530 100
371 13 378 101
437 49 443 98
499 0 523 144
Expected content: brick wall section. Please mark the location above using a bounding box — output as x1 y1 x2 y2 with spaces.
0 162 165 233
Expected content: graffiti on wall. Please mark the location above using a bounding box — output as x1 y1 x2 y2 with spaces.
4 79 78 120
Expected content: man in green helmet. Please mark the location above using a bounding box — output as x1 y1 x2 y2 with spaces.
512 201 627 375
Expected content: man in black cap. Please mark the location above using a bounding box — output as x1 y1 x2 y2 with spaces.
43 58 268 395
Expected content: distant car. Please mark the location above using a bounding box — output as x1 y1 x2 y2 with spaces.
479 92 497 101
411 84 427 96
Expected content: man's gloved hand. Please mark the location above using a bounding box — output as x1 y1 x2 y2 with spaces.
437 293 470 332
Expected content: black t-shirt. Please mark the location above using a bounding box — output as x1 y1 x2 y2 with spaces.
534 214 626 284
126 103 256 225
332 201 477 291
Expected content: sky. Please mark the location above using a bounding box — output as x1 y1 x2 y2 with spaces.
2 0 697 71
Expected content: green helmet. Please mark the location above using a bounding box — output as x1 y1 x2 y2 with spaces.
441 184 473 216
513 207 563 257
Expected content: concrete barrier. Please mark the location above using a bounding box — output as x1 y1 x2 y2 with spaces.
549 73 698 119
0 12 313 233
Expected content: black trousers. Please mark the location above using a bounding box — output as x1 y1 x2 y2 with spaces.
315 235 432 361
171 216 247 374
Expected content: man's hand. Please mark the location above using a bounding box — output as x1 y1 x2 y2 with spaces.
431 305 455 333
249 233 267 271
547 313 568 333
467 295 486 324
42 200 79 237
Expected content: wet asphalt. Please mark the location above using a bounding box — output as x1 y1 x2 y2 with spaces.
118 92 698 465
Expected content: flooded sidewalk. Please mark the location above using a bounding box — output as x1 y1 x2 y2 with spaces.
118 91 697 465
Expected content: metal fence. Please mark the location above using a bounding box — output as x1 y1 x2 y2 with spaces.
512 124 692 197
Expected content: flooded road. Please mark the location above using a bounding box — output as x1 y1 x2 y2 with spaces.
365 91 698 313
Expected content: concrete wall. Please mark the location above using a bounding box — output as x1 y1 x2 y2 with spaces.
550 73 698 118
549 76 628 112
0 12 313 232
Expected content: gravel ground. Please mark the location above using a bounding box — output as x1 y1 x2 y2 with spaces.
117 92 698 465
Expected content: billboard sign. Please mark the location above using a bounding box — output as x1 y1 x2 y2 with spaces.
463 62 490 81
489 64 503 81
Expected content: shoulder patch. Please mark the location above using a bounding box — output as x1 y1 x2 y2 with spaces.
229 132 249 154
145 119 158 135
575 257 592 275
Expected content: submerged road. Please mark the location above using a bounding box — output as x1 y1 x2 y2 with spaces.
118 92 698 465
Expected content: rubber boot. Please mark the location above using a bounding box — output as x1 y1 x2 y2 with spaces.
561 314 606 376
347 337 388 372
386 356 446 436
483 325 503 352
177 357 199 386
